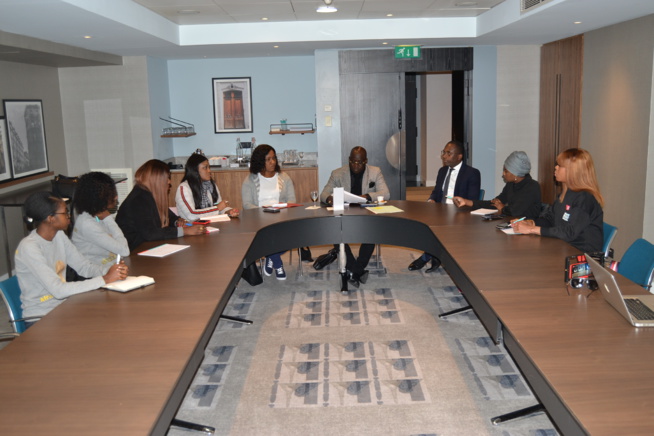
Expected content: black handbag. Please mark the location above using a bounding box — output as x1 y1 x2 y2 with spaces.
313 248 338 270
241 262 263 286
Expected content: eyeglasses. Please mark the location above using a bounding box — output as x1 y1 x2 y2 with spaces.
441 150 456 157
349 159 367 165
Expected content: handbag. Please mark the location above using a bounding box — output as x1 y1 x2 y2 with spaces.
241 262 263 286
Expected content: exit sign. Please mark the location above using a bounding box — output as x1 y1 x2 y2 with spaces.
394 46 421 59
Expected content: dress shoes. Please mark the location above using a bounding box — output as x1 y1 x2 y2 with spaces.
300 247 313 262
425 258 441 273
347 269 369 288
408 257 427 271
313 248 338 270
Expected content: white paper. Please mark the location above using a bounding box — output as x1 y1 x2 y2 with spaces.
206 215 230 222
103 275 155 292
343 191 367 204
501 227 522 235
470 208 498 215
138 244 190 257
333 187 344 212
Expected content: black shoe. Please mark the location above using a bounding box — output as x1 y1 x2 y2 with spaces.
425 258 441 273
300 247 313 262
313 248 338 270
346 270 360 288
408 257 427 271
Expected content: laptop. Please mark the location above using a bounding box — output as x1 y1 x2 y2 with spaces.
586 254 654 327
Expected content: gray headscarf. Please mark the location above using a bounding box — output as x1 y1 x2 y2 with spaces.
504 151 531 177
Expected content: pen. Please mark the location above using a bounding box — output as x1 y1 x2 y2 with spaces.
512 217 526 225
185 222 193 226
116 254 121 265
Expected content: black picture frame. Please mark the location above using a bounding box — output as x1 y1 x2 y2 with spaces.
0 117 11 182
212 77 253 133
3 100 49 179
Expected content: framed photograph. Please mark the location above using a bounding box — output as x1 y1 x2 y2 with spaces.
0 117 11 182
3 100 49 179
213 77 253 133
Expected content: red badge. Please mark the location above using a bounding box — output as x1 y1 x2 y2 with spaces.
565 204 570 211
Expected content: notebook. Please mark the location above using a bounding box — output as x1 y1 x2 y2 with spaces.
103 275 155 293
586 254 654 327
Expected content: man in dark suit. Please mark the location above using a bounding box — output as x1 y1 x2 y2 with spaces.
408 140 481 272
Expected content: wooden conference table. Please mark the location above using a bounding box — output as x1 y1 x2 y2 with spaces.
0 201 652 435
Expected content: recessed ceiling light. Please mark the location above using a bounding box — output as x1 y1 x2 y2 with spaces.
387 14 393 17
317 5 337 13
574 21 582 24
177 10 200 15
382 42 388 45
83 35 92 39
262 17 268 21
273 45 279 48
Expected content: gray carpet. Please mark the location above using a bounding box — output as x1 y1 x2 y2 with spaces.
169 246 559 436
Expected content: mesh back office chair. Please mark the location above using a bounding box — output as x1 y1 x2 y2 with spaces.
602 222 618 258
0 276 40 337
618 238 654 291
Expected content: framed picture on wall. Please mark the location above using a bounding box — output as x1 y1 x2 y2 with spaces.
212 77 253 133
2 100 49 179
0 117 11 182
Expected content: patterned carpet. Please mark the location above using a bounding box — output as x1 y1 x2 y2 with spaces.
169 246 558 436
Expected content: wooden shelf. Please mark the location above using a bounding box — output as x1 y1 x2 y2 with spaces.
161 132 196 138
269 123 314 135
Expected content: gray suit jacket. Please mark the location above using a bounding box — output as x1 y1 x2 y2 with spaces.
320 165 390 203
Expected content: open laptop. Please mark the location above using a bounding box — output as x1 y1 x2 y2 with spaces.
586 254 654 327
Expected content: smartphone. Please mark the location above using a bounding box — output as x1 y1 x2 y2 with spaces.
263 207 280 213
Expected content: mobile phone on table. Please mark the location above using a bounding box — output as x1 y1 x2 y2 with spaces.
263 207 280 213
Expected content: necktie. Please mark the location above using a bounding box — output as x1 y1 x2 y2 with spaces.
442 167 453 203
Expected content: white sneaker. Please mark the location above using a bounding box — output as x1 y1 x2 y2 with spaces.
275 266 287 280
264 257 273 276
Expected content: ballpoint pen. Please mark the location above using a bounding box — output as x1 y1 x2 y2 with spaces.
116 254 121 264
511 217 526 226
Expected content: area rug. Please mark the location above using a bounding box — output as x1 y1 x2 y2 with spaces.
170 246 558 436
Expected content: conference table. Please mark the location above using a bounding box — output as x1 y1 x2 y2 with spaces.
0 201 652 435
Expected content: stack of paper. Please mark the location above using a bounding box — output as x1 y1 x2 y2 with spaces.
103 276 155 292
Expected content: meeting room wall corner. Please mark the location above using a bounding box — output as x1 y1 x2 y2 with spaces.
580 14 654 257
166 56 317 160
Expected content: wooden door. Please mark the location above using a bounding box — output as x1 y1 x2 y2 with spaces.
538 35 583 203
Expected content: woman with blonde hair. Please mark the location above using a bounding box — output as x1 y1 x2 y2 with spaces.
514 148 604 252
117 159 205 251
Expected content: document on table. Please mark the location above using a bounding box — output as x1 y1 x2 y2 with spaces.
470 208 497 215
343 191 368 204
500 227 522 235
103 276 155 292
138 243 190 257
367 205 404 214
206 215 230 222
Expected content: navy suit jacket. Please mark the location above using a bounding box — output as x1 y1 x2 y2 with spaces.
428 162 481 202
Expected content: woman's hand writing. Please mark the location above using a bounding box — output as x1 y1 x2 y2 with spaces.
104 262 129 283
452 196 472 208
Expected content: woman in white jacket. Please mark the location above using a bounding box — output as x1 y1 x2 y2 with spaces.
175 153 240 221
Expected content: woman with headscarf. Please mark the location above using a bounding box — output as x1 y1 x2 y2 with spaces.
453 150 542 219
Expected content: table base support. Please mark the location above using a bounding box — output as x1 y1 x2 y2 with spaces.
490 404 545 425
171 418 215 434
438 304 471 318
219 315 253 324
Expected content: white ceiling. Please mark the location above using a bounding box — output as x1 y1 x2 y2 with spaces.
0 0 653 60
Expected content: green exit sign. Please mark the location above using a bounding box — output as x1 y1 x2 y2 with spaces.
394 46 421 59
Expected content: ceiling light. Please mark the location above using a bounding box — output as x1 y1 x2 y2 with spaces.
387 14 393 17
317 0 337 13
382 42 388 45
83 35 92 39
574 21 582 24
262 17 268 21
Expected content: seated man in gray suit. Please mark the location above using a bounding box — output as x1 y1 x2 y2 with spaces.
315 146 390 287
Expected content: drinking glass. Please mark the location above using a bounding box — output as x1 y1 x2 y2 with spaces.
310 190 319 208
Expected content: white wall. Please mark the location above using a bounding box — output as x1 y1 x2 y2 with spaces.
495 45 541 194
59 56 154 176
